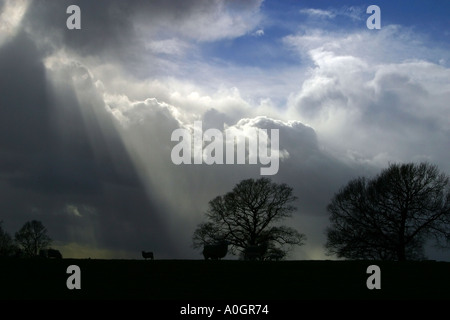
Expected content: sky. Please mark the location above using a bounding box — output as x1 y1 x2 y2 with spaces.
0 0 449 260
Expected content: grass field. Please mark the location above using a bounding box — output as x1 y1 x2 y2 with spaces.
0 258 449 300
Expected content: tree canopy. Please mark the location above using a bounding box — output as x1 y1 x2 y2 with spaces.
0 221 16 257
326 162 450 261
15 220 52 257
193 178 306 259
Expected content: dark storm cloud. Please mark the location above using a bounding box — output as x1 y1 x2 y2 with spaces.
0 29 178 257
25 0 137 56
0 31 50 157
0 31 131 194
24 0 262 57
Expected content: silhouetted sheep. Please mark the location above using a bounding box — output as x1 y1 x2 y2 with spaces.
266 252 284 261
142 251 154 260
202 241 228 260
39 248 62 259
244 242 268 261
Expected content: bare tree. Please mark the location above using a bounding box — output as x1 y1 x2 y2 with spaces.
326 162 450 261
15 220 52 257
193 178 306 259
0 221 16 257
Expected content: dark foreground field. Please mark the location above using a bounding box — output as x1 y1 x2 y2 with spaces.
0 259 449 300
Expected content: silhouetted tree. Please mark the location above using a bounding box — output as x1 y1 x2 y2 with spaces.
0 221 16 257
193 178 306 259
326 162 450 261
15 220 51 257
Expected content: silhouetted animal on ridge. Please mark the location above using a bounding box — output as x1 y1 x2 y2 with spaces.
244 242 268 261
266 251 284 261
39 248 63 259
142 251 154 260
202 241 228 260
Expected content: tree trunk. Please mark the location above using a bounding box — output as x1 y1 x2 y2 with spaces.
397 245 406 261
398 209 407 261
